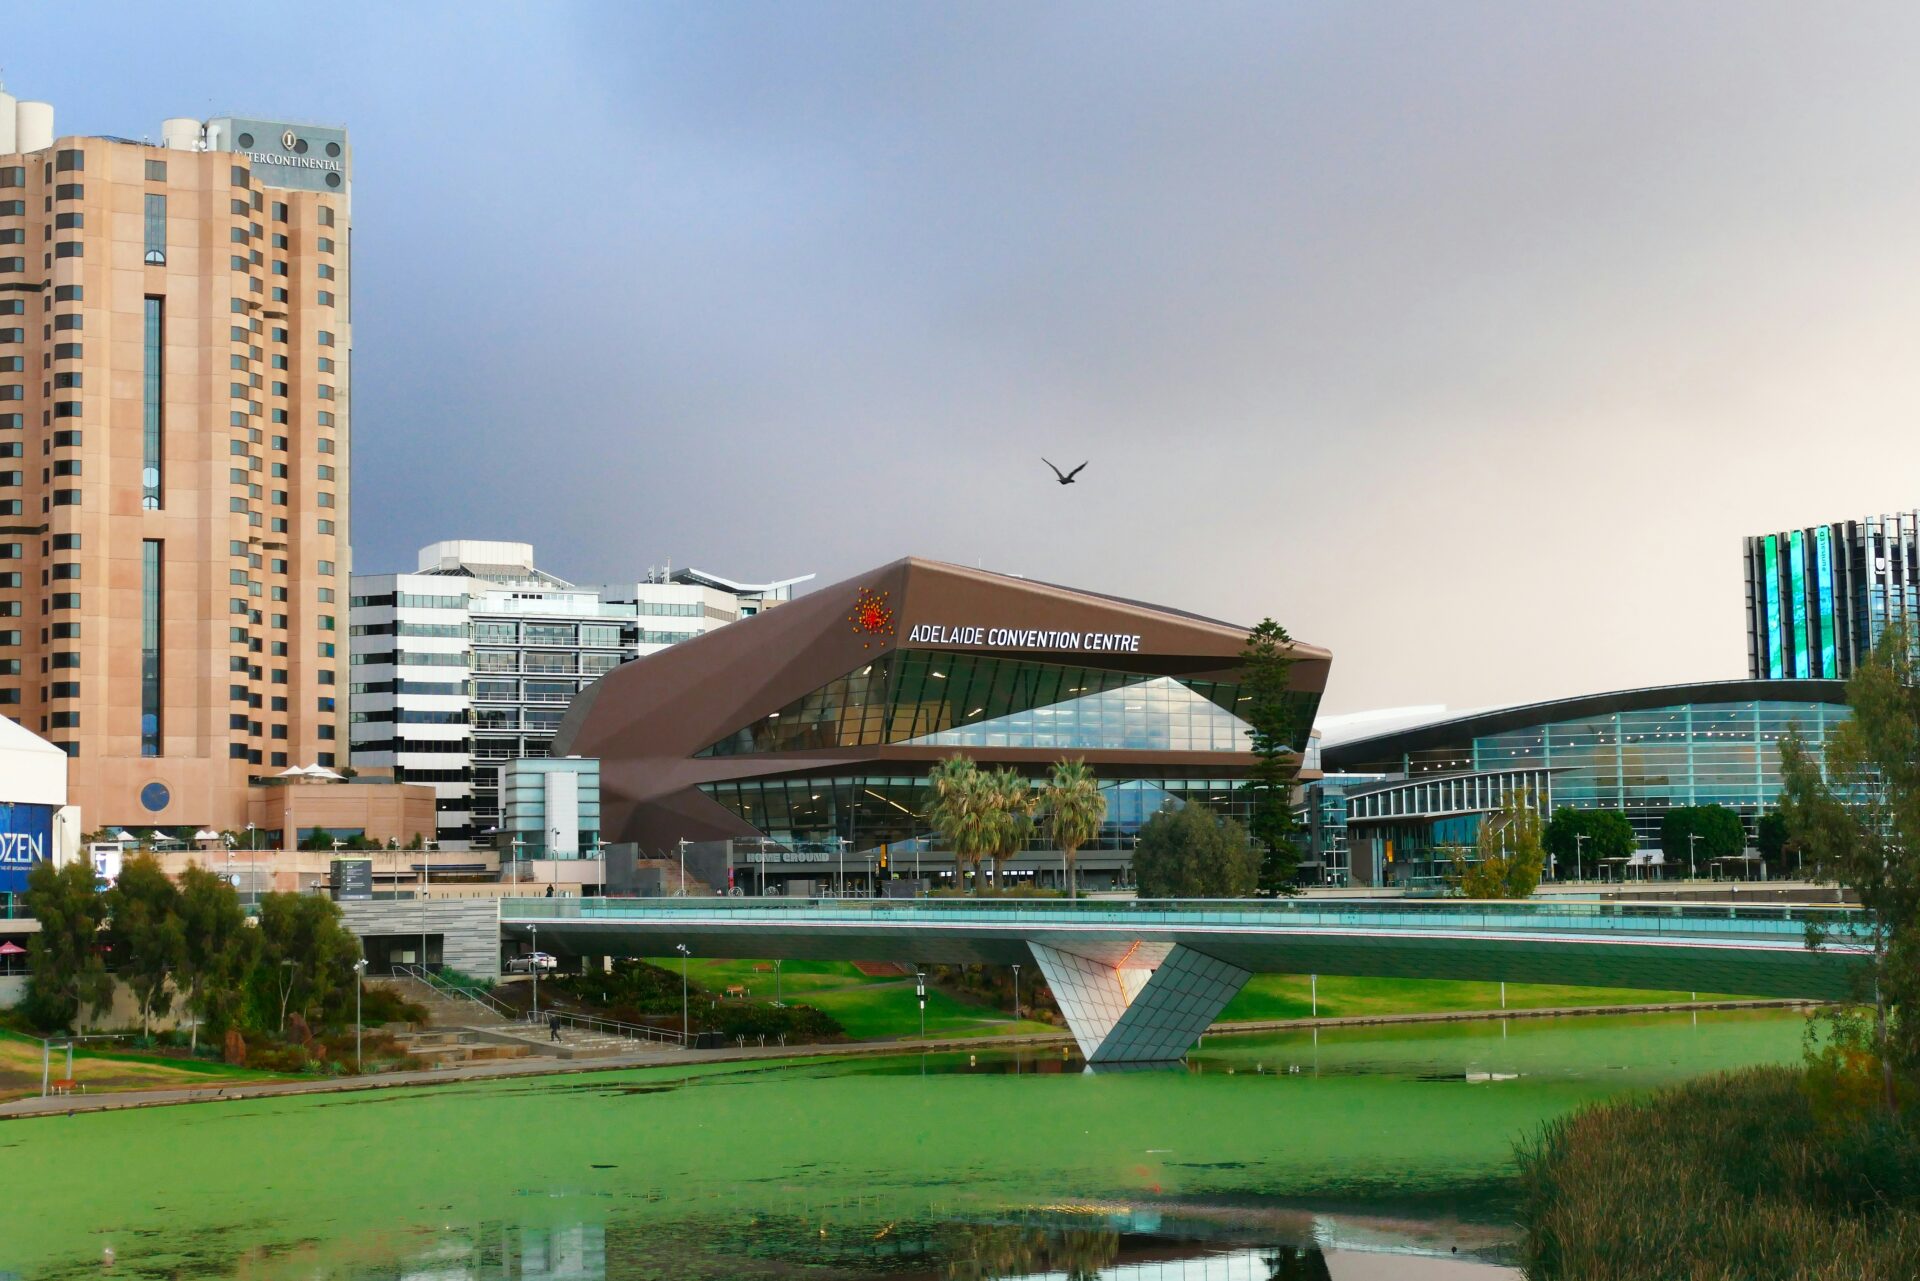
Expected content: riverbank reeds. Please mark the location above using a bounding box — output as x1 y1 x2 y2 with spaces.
1516 1065 1920 1279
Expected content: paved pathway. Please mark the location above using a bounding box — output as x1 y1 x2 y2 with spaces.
0 997 1815 1121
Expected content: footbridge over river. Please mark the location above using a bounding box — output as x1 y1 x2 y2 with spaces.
498 897 1870 1065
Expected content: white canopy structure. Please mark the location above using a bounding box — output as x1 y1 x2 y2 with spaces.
0 716 65 808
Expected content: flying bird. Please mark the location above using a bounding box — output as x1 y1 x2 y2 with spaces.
1044 459 1088 485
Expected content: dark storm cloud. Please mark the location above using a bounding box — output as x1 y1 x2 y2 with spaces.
14 2 1920 710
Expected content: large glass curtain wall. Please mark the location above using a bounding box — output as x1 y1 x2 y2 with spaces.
1469 700 1846 844
700 650 1306 757
699 774 1250 855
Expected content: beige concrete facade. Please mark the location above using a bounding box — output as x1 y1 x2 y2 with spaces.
244 779 435 850
0 113 349 832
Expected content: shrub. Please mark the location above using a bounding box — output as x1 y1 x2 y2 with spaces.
1518 1065 1920 1278
358 985 429 1027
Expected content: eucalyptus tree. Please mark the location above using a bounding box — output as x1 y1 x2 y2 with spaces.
105 854 184 1038
1780 624 1920 1114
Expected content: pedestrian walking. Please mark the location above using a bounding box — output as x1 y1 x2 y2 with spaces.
548 1013 562 1043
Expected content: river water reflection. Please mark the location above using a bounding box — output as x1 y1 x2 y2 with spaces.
0 1009 1805 1280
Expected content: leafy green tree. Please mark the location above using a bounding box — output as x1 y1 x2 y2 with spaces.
1452 788 1547 899
1756 807 1794 876
1779 624 1920 1113
1044 758 1107 899
1240 619 1306 895
1661 805 1745 877
299 826 336 852
176 864 258 1052
256 892 361 1032
1132 802 1259 899
22 857 112 1031
1541 807 1589 879
1542 808 1637 879
1588 810 1637 864
105 854 184 1037
982 767 1036 892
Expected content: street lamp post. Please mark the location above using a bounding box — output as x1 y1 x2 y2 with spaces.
419 854 431 971
773 958 783 1006
1573 833 1587 883
1012 963 1022 1021
531 923 540 1018
677 839 689 897
676 943 690 1045
916 970 926 1040
352 957 367 1072
1688 832 1701 881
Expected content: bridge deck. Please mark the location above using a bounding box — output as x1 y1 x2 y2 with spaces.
499 896 1869 1001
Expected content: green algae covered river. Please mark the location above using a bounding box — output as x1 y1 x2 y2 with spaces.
0 1009 1805 1279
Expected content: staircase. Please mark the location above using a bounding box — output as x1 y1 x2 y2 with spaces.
380 974 518 1030
380 970 675 1061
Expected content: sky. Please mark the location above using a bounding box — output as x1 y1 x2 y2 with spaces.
13 2 1920 714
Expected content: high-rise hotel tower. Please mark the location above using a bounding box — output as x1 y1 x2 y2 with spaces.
0 87 350 832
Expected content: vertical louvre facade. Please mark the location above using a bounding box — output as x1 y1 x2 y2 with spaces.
0 103 350 832
1746 513 1920 680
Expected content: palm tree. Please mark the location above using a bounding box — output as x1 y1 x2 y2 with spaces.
984 768 1037 893
925 755 988 893
1044 758 1107 899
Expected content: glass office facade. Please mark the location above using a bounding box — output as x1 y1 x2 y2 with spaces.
1329 694 1849 847
1747 512 1920 680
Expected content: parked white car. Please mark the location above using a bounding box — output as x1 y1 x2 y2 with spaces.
506 951 558 974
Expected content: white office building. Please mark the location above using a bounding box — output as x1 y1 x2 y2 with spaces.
348 543 809 849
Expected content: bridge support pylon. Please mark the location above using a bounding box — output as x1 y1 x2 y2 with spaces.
1028 941 1251 1065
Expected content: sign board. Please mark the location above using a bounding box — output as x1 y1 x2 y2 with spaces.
0 802 54 894
904 624 1143 653
331 858 373 901
209 117 349 193
90 844 123 891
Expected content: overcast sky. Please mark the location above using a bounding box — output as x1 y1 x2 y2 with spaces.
16 3 1920 713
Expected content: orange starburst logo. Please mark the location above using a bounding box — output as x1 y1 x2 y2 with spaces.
849 587 895 648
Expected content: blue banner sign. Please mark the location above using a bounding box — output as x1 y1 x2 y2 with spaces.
0 802 56 893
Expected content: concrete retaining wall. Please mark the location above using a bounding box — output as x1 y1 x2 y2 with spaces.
339 898 499 980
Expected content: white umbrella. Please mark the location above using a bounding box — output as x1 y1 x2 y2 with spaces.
193 829 221 842
113 829 137 843
304 765 345 781
276 765 307 778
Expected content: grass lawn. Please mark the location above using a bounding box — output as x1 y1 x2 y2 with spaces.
641 958 1747 1041
658 957 894 999
801 983 1054 1040
0 1029 284 1103
645 957 1053 1041
1218 974 1752 1022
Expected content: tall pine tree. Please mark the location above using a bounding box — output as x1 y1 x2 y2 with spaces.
1240 618 1306 896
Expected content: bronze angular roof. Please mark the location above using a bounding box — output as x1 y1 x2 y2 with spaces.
555 557 1331 851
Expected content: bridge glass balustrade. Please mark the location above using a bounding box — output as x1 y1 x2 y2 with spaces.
497 896 1867 944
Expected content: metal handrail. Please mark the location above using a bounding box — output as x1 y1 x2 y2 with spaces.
391 963 520 1021
527 1007 684 1047
494 894 1872 945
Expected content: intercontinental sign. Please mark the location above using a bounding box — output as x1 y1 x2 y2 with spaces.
904 623 1143 653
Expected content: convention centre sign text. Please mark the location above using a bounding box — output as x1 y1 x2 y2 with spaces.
905 624 1143 652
